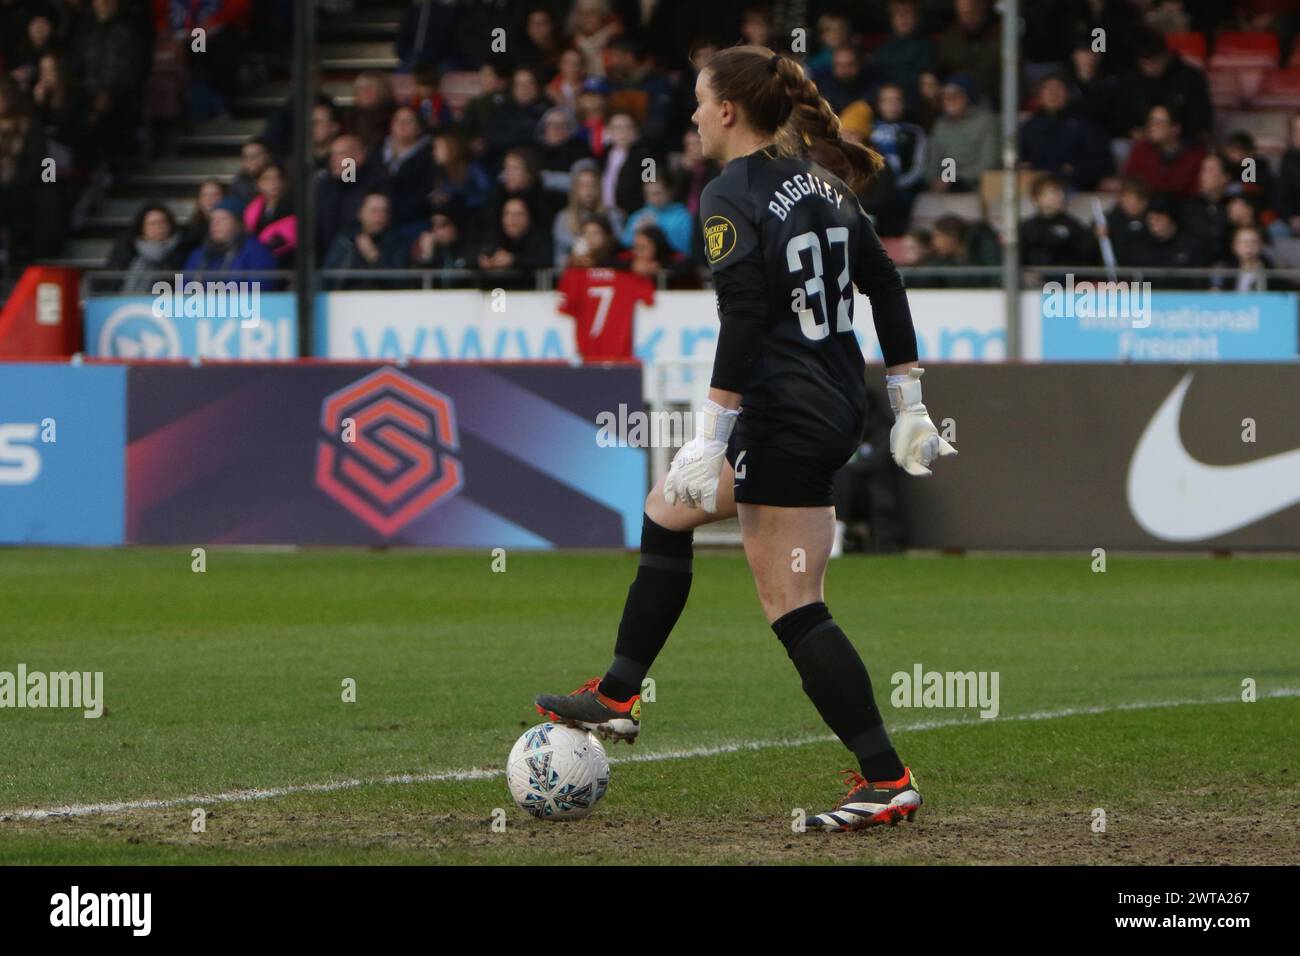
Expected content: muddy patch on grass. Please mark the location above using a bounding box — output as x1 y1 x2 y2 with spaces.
3 799 1295 865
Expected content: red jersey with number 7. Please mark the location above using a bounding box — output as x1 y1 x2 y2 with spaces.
556 267 655 361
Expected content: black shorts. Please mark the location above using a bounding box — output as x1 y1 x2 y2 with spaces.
725 424 858 508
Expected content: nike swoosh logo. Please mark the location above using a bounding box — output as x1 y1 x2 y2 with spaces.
1127 372 1300 541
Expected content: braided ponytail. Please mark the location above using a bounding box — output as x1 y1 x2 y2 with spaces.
771 55 884 194
704 45 884 195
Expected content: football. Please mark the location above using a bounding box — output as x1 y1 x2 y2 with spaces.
506 723 610 820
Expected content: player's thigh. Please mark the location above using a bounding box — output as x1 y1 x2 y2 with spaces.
737 503 836 623
643 460 738 531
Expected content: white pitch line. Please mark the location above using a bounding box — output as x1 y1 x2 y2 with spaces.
3 688 1295 822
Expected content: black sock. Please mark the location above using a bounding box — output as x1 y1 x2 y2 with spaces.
772 602 905 783
598 513 693 702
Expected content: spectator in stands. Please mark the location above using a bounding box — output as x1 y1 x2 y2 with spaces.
814 45 880 116
182 178 225 255
739 4 775 50
1066 34 1125 139
1273 111 1300 237
478 196 553 287
806 13 851 75
937 0 1000 103
548 47 589 114
460 61 509 160
553 160 623 267
1225 194 1266 242
8 11 57 92
671 127 720 220
310 96 342 173
569 0 623 77
1181 153 1234 266
228 137 273 204
29 52 91 174
923 213 999 286
619 222 691 286
874 0 934 101
76 0 147 161
519 6 566 75
1117 29 1212 141
323 190 408 289
0 74 69 266
243 163 296 263
410 201 472 276
1221 131 1276 226
154 0 251 120
183 196 277 279
484 66 550 168
1129 194 1205 284
380 105 434 229
601 110 659 215
1216 225 1273 291
1102 177 1152 265
575 76 611 157
315 132 387 257
535 106 592 196
899 227 932 267
1019 73 1112 191
350 71 396 154
1020 173 1096 268
396 0 458 70
427 130 491 230
404 65 455 132
870 83 927 235
1123 104 1205 201
914 69 943 131
486 147 561 241
564 214 620 269
621 177 692 256
603 37 675 151
925 74 998 193
106 201 188 292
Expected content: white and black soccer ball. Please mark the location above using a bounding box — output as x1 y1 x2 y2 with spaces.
506 722 610 820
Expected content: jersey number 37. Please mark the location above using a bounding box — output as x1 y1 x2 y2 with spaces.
786 227 853 341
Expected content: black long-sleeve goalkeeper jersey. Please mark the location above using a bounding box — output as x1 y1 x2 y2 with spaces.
701 145 918 452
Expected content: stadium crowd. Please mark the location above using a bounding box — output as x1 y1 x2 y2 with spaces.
3 0 1300 289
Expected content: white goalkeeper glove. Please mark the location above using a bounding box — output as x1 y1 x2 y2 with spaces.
886 367 956 477
663 399 738 513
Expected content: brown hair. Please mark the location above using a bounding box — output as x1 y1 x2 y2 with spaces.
703 44 884 193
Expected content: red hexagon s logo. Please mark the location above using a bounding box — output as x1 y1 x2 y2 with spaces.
315 367 464 536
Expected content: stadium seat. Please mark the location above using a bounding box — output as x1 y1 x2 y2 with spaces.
909 191 984 229
1216 110 1289 153
881 236 906 260
1208 69 1244 109
1209 31 1280 69
1252 68 1300 108
1268 236 1300 268
439 71 486 116
1166 31 1207 69
1065 192 1109 225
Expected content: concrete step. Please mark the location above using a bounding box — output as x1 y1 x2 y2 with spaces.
176 117 264 150
85 197 198 233
45 237 113 268
319 41 399 71
119 157 240 189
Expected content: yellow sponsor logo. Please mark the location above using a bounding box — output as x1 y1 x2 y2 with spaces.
703 215 737 264
630 698 642 721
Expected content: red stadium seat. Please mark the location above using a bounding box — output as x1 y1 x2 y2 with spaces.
1253 68 1300 108
1166 31 1207 68
1209 31 1280 68
1208 69 1243 109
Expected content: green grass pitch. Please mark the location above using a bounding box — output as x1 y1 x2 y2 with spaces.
0 548 1296 865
